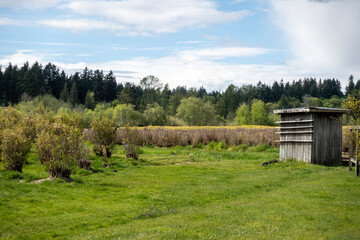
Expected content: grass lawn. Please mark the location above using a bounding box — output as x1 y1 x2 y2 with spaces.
1 145 360 239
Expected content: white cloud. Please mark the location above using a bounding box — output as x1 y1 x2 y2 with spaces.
270 0 360 75
77 56 300 91
178 47 273 61
37 18 129 32
0 50 44 66
0 17 26 26
0 0 63 9
56 0 249 35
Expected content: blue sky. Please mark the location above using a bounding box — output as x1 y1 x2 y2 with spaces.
0 0 359 91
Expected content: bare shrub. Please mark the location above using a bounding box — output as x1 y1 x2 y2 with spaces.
122 126 141 160
76 144 91 170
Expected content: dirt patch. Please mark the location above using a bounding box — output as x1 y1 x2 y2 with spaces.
30 177 53 184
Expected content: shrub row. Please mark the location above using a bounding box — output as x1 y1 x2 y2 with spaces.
0 107 93 180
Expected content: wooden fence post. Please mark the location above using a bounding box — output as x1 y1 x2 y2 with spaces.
349 128 355 170
356 159 359 177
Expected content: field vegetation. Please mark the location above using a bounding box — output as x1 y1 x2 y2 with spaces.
1 144 360 239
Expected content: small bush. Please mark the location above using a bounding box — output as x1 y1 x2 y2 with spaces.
1 127 32 172
216 140 228 150
75 144 92 170
90 118 117 158
207 141 217 151
122 126 141 160
35 115 85 180
36 128 73 179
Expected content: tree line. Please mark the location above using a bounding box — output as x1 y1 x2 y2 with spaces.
0 62 359 125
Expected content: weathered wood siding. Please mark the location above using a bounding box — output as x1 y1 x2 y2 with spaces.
278 113 313 163
312 113 342 165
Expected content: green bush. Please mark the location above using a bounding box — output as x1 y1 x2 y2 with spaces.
143 103 167 126
216 140 228 150
207 141 217 151
35 114 86 179
35 124 73 179
1 126 32 173
90 117 117 158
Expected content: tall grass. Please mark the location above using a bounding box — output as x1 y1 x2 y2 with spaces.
85 125 357 151
112 126 278 147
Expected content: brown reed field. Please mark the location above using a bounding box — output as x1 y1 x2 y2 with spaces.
85 125 355 152
112 126 279 147
84 124 359 153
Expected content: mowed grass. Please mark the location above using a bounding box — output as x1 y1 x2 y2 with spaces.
1 145 360 240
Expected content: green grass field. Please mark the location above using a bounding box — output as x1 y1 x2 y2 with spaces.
1 145 360 239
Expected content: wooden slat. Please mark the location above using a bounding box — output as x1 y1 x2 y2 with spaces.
275 131 313 134
275 120 314 124
276 126 313 130
276 140 313 143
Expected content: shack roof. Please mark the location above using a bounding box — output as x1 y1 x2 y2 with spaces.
273 107 347 114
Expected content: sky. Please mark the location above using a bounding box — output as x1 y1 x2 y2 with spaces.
0 0 359 91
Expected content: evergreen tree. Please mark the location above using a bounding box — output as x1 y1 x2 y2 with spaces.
118 82 138 106
278 94 290 109
92 70 105 102
43 63 58 95
309 79 319 97
223 84 240 118
79 67 93 103
60 82 69 102
104 71 117 102
22 62 45 98
4 63 21 104
167 86 187 116
293 79 303 101
197 86 207 98
158 83 171 112
271 81 282 102
69 81 79 106
355 79 360 90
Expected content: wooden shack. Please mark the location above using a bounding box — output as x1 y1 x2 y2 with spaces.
273 107 346 166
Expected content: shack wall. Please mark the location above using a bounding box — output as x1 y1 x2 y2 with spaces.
279 113 313 163
312 113 343 165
